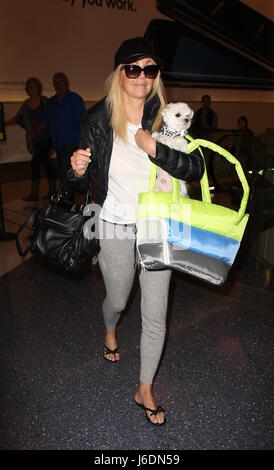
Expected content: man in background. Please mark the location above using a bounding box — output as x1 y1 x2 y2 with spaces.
192 94 218 135
43 72 85 185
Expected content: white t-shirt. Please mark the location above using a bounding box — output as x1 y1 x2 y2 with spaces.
100 122 151 224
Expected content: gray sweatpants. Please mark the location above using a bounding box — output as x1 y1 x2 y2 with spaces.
98 220 172 384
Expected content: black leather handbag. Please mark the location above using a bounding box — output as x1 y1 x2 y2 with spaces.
16 183 100 273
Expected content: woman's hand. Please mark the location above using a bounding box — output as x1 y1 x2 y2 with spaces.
70 148 91 177
135 129 156 158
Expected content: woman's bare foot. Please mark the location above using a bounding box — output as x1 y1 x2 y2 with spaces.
134 382 165 425
104 329 120 362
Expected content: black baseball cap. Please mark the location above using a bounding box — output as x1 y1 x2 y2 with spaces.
114 37 164 70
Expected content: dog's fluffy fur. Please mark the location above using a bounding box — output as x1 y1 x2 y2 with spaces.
153 102 194 151
152 102 194 194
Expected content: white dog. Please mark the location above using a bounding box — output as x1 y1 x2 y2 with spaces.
152 102 194 194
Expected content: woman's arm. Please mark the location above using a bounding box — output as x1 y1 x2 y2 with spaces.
135 129 156 157
11 102 28 129
135 129 204 181
67 121 99 192
152 141 204 181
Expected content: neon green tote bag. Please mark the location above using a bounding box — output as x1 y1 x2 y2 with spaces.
137 139 250 286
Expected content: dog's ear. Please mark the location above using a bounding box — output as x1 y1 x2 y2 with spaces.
184 104 194 117
161 107 167 118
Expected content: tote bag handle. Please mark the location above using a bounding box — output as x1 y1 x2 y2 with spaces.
186 138 249 224
149 137 249 225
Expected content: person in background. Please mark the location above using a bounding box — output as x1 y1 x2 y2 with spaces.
237 115 253 134
68 37 204 426
232 115 254 173
5 77 54 202
192 94 218 135
42 72 85 185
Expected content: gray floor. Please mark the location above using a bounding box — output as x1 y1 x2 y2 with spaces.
0 245 273 450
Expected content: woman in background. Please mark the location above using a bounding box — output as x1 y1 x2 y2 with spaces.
5 77 55 201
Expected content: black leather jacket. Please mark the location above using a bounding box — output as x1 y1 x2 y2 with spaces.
67 95 204 206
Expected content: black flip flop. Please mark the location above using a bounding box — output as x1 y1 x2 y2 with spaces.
104 345 120 362
134 399 166 426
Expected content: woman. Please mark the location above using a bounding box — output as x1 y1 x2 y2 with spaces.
68 37 204 425
5 77 55 201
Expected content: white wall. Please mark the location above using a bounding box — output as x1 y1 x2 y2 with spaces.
0 0 165 102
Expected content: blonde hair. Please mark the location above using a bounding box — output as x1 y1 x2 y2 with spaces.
105 65 166 142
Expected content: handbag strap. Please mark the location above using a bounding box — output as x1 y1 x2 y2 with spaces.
149 136 249 225
16 208 40 256
51 177 91 205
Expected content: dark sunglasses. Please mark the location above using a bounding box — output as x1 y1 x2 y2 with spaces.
122 64 159 79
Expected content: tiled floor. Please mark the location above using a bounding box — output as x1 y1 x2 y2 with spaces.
0 177 273 450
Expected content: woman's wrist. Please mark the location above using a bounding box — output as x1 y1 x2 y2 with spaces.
74 170 83 178
135 129 156 157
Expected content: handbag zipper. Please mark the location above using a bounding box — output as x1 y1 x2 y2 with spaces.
42 217 79 235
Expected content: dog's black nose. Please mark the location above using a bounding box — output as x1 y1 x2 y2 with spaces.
184 118 189 123
175 113 181 117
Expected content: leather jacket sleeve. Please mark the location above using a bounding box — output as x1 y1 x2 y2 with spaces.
66 122 100 192
149 142 205 181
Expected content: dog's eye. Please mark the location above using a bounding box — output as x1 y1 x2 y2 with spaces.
175 113 181 117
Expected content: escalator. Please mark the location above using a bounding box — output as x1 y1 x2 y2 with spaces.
156 0 274 68
144 0 274 89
